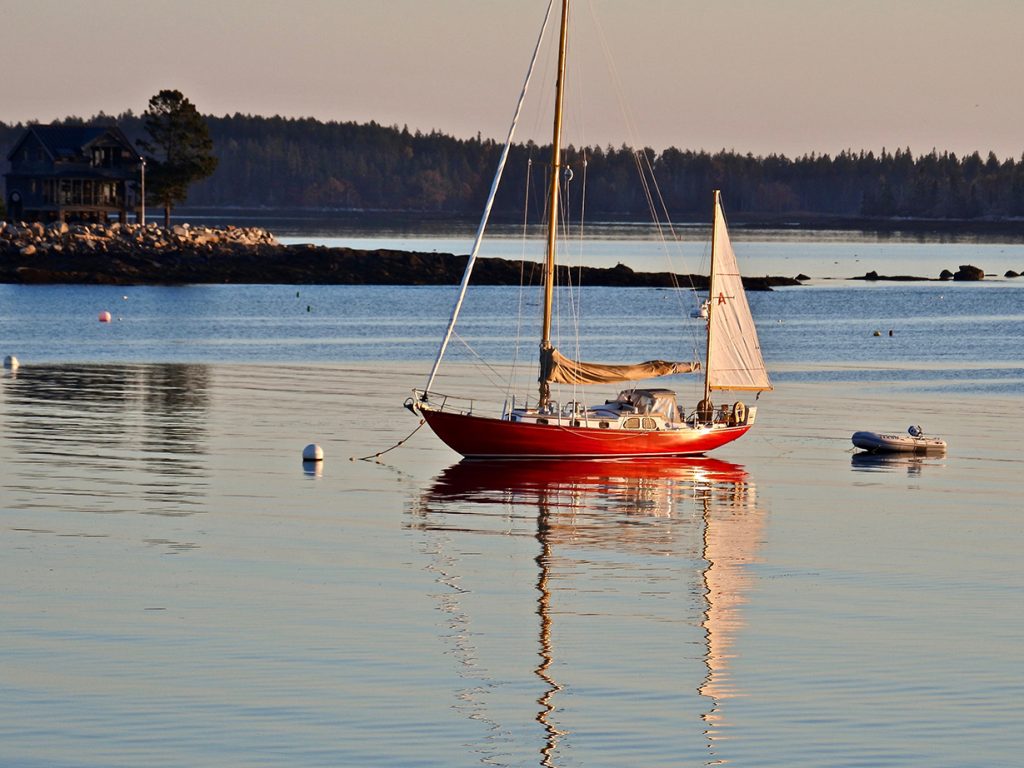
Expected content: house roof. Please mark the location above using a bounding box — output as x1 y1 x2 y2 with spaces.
6 124 138 162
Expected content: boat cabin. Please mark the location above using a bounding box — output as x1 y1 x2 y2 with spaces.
508 387 756 432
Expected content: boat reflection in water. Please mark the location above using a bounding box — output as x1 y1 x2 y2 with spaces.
850 451 947 476
411 457 765 765
2 363 210 519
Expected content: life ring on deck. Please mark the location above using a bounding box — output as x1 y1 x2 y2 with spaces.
731 401 746 425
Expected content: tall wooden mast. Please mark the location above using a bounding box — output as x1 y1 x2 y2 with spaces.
703 190 720 408
538 0 570 409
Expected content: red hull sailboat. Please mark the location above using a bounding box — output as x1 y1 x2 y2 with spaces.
409 0 771 459
419 405 753 460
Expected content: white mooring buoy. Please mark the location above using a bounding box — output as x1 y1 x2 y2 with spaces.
3 355 19 370
302 443 324 462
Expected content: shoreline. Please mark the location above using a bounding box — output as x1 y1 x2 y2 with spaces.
171 206 1024 237
0 221 1008 286
0 222 800 288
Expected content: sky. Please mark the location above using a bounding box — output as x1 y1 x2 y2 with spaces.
3 0 1023 159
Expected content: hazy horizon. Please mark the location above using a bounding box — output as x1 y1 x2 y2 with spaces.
2 0 1022 160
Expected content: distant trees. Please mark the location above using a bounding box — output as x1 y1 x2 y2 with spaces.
2 109 1024 222
177 118 1024 222
138 90 218 226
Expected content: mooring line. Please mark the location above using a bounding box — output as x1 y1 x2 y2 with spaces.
350 419 426 462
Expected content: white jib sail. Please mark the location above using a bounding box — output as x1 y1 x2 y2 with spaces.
707 198 773 392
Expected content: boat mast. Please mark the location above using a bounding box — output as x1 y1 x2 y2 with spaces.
421 0 556 396
539 0 570 410
703 190 720 407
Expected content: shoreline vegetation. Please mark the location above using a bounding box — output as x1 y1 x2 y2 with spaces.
5 114 1024 222
0 220 1007 286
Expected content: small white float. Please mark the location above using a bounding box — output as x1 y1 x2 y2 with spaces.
852 425 947 454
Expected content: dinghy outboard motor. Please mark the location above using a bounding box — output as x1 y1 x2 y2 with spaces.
908 425 923 437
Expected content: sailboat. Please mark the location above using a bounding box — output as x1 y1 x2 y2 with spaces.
408 0 771 459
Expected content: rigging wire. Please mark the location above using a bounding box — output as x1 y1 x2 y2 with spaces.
568 153 590 406
423 0 556 394
452 331 518 393
584 0 707 368
505 155 535 407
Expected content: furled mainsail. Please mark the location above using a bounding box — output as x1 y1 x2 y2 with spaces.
541 347 699 386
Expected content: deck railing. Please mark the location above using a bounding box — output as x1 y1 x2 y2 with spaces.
411 389 476 416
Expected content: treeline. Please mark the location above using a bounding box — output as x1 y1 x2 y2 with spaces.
4 112 1024 220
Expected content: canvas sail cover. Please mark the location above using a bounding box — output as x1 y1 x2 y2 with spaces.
541 347 698 386
707 199 773 392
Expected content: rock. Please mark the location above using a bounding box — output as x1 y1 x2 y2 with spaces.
864 270 879 280
1005 270 1020 278
939 269 954 280
19 244 37 256
953 264 984 281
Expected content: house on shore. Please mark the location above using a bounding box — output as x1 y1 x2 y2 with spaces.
3 124 142 224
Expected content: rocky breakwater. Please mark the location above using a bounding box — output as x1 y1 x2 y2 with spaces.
0 221 279 284
854 263 995 281
1 220 799 288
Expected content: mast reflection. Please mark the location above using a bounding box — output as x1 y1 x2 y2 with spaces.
413 457 764 766
696 463 765 762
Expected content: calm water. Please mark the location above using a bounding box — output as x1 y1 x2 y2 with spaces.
1 278 1021 395
275 221 1024 280
2 233 1023 766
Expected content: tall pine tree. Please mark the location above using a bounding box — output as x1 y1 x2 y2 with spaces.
139 90 218 226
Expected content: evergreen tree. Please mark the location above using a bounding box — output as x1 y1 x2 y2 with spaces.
4 110 1024 221
138 90 218 226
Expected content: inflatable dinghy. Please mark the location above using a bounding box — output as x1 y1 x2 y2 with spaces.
852 425 947 454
